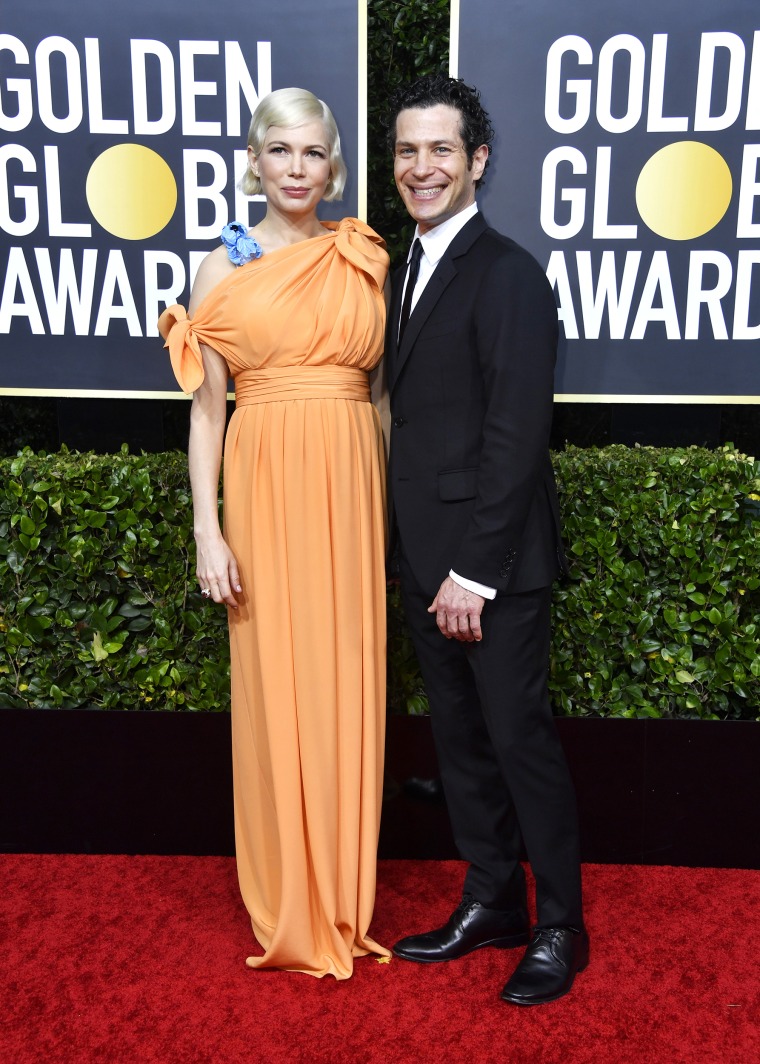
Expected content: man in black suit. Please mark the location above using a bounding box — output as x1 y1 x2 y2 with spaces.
386 75 588 1005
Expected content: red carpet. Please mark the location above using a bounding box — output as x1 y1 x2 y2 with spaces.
2 857 759 1063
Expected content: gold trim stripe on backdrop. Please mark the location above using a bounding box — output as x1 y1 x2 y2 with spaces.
358 0 368 220
2 387 757 404
554 394 759 405
449 0 461 77
0 388 194 399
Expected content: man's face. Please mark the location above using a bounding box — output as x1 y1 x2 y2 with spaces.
393 104 488 234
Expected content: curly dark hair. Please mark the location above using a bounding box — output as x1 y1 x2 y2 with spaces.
386 74 494 187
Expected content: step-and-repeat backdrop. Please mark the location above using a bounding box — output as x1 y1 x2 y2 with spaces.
0 0 364 395
453 0 759 402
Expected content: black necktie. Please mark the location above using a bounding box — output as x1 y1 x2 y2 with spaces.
398 238 422 342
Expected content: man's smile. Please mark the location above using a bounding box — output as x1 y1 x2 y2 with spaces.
410 186 445 198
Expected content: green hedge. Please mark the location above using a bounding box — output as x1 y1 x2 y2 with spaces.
0 448 228 711
551 445 759 719
1 445 758 718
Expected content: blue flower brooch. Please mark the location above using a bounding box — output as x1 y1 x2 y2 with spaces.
221 221 263 266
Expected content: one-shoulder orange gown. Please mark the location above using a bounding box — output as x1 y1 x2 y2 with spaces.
159 218 390 978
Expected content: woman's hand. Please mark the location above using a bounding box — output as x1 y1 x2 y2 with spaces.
195 532 243 608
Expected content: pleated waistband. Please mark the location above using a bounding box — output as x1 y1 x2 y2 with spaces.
234 366 370 406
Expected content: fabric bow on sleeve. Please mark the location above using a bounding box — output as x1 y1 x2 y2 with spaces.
157 304 205 394
330 218 390 291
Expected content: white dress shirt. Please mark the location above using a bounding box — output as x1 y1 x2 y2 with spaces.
400 203 496 600
400 202 479 316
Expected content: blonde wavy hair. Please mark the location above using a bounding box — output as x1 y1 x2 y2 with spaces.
239 87 347 202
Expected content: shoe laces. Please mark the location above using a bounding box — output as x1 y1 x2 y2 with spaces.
532 926 582 955
533 927 564 942
455 894 479 917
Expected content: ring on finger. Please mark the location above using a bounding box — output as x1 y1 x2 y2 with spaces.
200 587 211 598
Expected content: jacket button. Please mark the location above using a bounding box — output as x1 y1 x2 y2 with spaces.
393 417 406 428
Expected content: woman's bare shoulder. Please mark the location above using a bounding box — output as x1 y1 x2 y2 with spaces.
189 245 237 313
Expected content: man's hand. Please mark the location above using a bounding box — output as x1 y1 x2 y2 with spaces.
428 576 485 641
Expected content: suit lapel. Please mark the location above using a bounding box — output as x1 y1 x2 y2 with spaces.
389 213 488 392
388 263 404 353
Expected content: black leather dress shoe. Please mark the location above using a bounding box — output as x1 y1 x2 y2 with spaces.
393 895 530 962
500 926 589 1005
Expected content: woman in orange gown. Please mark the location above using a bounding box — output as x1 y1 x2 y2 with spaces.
158 88 390 978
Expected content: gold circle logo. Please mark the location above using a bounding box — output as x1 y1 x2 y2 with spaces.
86 144 177 240
635 141 732 241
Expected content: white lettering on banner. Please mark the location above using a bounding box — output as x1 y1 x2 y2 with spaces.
36 37 83 135
545 36 593 135
0 143 98 238
748 32 760 130
547 251 578 338
94 251 146 336
0 143 263 241
0 247 207 337
0 29 277 357
0 34 272 135
592 147 637 239
736 145 760 237
131 40 177 136
225 41 272 138
143 251 186 338
733 252 760 339
541 26 760 342
685 252 732 340
84 39 129 135
44 146 91 238
0 144 39 236
36 247 98 334
0 34 33 132
575 250 641 339
0 246 45 333
541 146 639 240
541 147 586 238
630 251 680 339
545 250 760 341
694 32 745 132
595 35 646 134
545 31 760 134
183 149 229 239
179 40 222 137
647 35 689 132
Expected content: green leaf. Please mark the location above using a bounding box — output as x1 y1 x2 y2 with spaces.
7 550 24 573
83 511 108 528
91 632 109 662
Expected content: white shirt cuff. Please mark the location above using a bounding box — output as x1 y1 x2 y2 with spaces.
449 570 497 600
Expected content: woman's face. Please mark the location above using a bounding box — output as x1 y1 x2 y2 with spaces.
250 120 332 216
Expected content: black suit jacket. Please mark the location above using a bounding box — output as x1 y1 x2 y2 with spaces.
387 212 568 599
